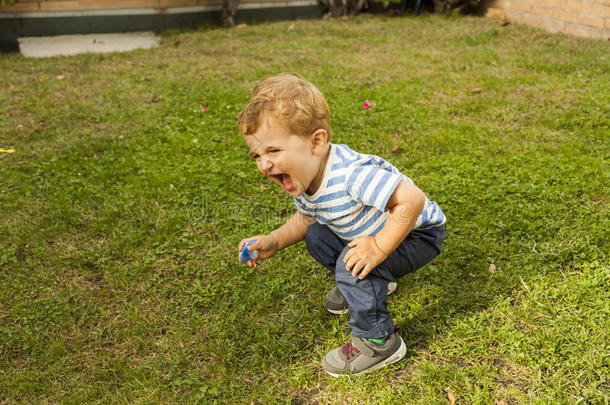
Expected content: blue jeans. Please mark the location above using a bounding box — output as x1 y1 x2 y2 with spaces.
305 223 446 339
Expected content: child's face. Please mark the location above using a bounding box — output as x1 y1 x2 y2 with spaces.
243 117 324 197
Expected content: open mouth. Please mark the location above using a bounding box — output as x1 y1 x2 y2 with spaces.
271 173 295 192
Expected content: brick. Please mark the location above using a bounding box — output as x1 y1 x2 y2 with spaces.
542 17 566 30
553 10 578 23
606 17 610 28
567 0 592 12
119 0 158 7
39 0 80 10
159 0 197 6
564 22 592 35
589 27 610 37
510 0 532 12
533 0 565 8
554 9 579 22
486 7 507 19
0 1 40 10
592 3 610 16
522 13 545 25
579 13 605 26
532 4 555 16
531 0 566 8
506 9 527 22
80 0 120 8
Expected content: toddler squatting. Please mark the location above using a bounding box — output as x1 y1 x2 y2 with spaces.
237 73 446 377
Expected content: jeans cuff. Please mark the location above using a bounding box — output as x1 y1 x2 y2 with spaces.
350 317 395 339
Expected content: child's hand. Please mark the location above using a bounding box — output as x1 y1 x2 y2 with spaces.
238 234 278 268
343 236 388 280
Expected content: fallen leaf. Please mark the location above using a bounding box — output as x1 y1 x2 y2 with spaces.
341 15 349 20
56 75 65 80
489 263 497 274
16 124 24 131
0 148 15 153
15 161 25 165
174 40 182 47
501 21 510 26
447 388 457 405
391 145 403 153
288 23 295 30
9 83 15 89
236 23 248 28
258 184 266 190
471 87 482 93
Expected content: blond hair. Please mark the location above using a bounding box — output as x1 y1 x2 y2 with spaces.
238 73 332 140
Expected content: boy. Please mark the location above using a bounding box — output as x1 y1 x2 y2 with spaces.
237 73 446 377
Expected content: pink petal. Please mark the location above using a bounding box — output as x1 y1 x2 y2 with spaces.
200 106 208 112
362 102 371 109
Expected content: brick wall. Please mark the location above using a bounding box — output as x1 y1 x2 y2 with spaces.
0 0 321 46
485 0 610 39
0 0 294 12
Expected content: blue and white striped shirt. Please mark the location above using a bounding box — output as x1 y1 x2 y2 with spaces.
294 144 445 240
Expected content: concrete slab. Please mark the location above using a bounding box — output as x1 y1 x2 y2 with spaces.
18 32 159 58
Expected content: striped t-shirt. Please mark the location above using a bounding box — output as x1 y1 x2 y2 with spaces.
293 144 445 241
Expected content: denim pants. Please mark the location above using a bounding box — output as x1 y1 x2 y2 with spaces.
305 223 446 339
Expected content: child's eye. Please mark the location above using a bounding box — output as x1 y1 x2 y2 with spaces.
270 149 280 153
251 154 260 160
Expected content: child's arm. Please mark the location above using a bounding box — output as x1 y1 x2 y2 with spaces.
238 211 316 268
343 180 426 279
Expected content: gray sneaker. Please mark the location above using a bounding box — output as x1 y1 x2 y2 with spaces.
322 332 406 377
323 282 397 315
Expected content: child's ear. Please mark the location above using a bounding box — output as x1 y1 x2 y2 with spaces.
311 129 328 152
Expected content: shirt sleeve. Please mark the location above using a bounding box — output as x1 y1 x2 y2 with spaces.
345 165 403 212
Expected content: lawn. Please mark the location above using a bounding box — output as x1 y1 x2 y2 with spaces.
1 14 609 404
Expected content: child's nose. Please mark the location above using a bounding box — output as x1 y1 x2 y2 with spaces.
260 156 273 172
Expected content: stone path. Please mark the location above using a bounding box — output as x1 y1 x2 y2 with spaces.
19 32 159 57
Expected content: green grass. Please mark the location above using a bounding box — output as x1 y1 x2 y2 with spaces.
1 15 609 403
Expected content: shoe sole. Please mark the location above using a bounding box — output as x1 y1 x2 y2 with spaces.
326 308 349 315
324 336 407 378
325 282 397 315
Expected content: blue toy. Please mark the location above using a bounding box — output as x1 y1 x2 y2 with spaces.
240 240 259 264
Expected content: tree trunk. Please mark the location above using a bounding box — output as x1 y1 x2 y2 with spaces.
327 0 366 18
328 0 346 17
222 0 238 27
348 0 366 16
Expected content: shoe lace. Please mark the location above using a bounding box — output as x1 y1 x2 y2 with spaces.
342 341 360 360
